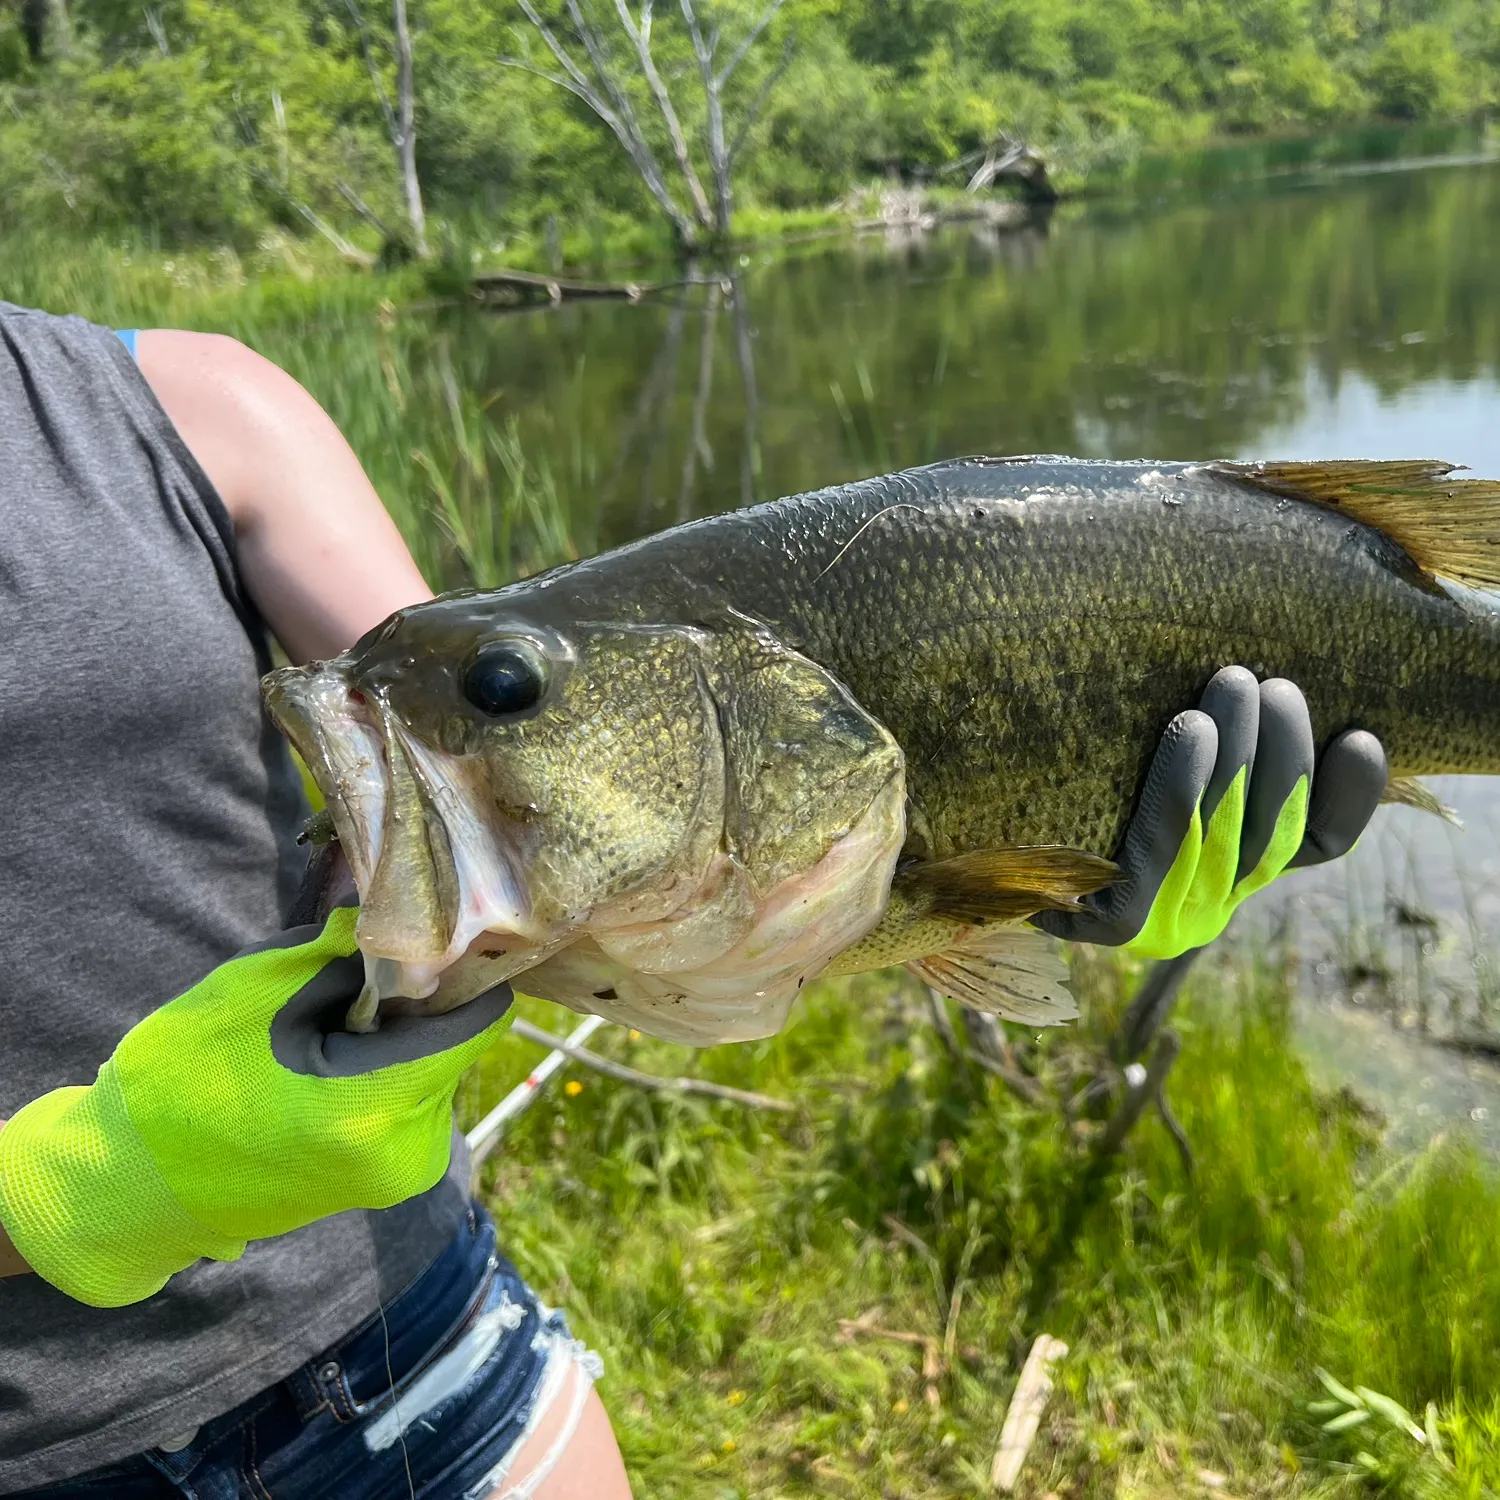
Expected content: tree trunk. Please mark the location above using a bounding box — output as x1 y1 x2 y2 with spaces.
21 0 68 61
705 83 732 237
391 0 428 257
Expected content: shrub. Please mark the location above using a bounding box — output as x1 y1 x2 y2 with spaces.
1364 24 1472 122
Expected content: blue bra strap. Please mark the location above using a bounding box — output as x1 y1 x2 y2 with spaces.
114 329 139 359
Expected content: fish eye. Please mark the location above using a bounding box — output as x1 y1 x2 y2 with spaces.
462 641 549 719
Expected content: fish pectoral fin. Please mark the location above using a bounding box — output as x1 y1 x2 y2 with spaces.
1382 774 1464 828
1217 459 1500 591
907 925 1077 1027
897 846 1118 925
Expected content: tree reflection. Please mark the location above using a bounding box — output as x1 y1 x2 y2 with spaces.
262 158 1500 585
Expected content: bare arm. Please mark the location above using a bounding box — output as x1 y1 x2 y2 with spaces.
135 330 433 662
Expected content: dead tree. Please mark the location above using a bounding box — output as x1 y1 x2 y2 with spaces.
678 0 791 238
502 0 791 251
344 0 429 257
941 134 1057 205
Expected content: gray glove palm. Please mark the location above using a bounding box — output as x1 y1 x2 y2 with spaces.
1038 666 1388 956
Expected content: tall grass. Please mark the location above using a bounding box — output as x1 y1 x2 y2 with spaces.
0 228 594 593
459 951 1500 1497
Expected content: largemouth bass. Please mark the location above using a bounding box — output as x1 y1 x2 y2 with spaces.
265 457 1500 1044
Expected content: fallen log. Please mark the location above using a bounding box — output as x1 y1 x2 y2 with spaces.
469 267 691 305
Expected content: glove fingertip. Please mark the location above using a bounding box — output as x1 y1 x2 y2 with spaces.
1145 709 1218 824
1291 728 1389 867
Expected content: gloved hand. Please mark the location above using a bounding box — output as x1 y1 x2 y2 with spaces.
0 907 511 1309
1037 667 1388 959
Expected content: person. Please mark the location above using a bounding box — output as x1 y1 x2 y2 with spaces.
0 301 1388 1497
0 305 631 1499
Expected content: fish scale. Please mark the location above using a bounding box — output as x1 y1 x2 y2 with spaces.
532 457 1500 856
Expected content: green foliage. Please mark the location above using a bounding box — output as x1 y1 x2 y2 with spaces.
1 0 1496 259
451 952 1500 1496
1365 26 1472 123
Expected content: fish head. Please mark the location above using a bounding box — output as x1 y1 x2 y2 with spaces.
263 592 728 1011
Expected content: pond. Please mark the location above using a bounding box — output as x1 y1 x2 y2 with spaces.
255 151 1500 1141
260 149 1500 589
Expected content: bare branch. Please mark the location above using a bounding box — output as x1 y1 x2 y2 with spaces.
509 1018 796 1111
677 0 712 78
336 178 398 239
511 0 789 245
563 0 658 154
726 32 792 171
1093 1029 1182 1158
678 0 730 231
970 1047 1046 1106
509 0 609 100
142 5 169 56
611 0 713 227
715 0 786 88
498 53 608 107
286 196 377 266
510 0 699 246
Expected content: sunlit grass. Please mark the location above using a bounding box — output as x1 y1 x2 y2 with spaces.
457 952 1500 1497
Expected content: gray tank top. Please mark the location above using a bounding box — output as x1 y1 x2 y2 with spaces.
0 303 469 1493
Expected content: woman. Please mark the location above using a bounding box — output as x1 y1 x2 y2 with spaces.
0 304 630 1499
0 300 1384 1497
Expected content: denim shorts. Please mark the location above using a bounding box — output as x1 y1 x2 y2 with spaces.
17 1205 603 1500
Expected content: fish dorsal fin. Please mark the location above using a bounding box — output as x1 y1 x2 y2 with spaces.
898 846 1118 925
1382 774 1464 827
1216 460 1500 590
909 924 1077 1026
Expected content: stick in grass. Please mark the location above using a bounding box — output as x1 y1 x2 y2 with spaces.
991 1333 1069 1492
509 1018 796 1112
1092 1028 1182 1159
466 1012 608 1171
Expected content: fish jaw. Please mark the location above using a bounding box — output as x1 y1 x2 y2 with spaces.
263 664 387 892
264 661 554 1008
369 721 549 999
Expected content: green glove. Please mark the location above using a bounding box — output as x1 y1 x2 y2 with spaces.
0 908 512 1309
1038 668 1388 959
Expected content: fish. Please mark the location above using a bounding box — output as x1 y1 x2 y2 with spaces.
264 456 1500 1044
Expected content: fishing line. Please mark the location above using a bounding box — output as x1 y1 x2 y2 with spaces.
370 1235 417 1500
381 1299 416 1500
812 503 924 582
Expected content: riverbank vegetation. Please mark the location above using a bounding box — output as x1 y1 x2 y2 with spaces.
461 946 1500 1496
3 0 1498 268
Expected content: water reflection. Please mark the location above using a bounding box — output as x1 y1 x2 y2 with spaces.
407 155 1500 555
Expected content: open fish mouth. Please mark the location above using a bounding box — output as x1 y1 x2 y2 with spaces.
264 663 552 1026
